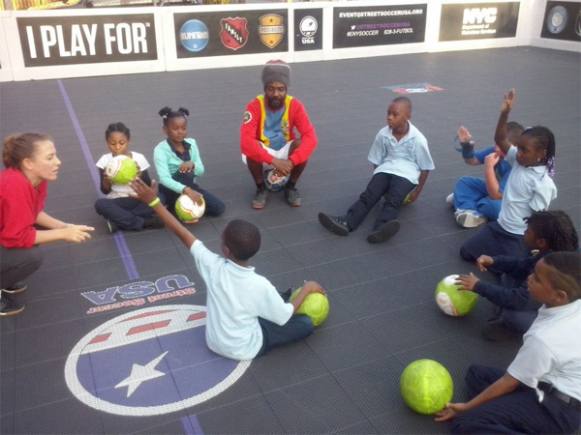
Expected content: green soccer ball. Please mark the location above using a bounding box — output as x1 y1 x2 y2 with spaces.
105 155 139 185
175 194 205 222
290 287 330 327
435 274 478 317
400 359 454 415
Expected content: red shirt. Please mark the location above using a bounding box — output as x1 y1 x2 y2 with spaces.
240 96 317 165
0 168 47 248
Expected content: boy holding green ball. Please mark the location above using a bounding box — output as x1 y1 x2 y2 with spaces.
130 178 325 360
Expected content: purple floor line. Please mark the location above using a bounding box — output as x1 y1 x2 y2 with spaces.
182 415 204 435
57 79 139 280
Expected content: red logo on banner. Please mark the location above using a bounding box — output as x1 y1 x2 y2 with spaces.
220 17 249 51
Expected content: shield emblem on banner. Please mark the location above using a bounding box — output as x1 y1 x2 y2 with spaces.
258 14 285 49
220 17 249 51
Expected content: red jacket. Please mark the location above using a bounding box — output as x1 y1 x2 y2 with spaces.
0 168 47 248
240 95 317 165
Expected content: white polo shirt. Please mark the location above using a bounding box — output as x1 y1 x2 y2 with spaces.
367 122 435 185
507 299 581 402
497 146 557 235
190 240 294 361
95 151 150 199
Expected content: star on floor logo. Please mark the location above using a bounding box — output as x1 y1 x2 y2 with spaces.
65 305 251 416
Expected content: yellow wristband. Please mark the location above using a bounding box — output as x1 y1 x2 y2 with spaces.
148 197 161 208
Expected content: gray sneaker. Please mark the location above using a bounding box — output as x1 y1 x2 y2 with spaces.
455 210 486 228
252 188 268 209
0 293 25 317
284 186 301 207
367 220 400 244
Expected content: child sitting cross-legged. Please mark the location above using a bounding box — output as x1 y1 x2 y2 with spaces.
455 210 578 341
130 178 324 360
436 252 581 435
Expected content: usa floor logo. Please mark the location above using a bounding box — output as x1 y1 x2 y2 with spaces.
65 304 251 416
384 82 445 94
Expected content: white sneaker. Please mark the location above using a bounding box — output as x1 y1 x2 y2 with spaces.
446 193 455 207
455 210 487 228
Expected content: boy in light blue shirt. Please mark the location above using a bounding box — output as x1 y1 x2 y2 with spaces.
318 96 434 244
130 178 325 361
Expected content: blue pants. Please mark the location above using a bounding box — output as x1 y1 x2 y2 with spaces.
346 173 415 231
501 308 537 334
450 365 581 434
95 197 155 231
454 176 501 220
159 172 225 217
460 221 527 262
257 315 314 356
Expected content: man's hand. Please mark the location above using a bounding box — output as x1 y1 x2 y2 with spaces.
457 126 472 143
130 178 159 204
434 403 469 422
179 161 195 173
500 88 516 113
271 158 293 176
456 273 480 291
476 255 494 272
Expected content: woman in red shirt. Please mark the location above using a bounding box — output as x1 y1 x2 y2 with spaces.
1 133 94 316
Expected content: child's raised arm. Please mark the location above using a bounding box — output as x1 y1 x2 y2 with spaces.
130 178 196 249
494 89 516 154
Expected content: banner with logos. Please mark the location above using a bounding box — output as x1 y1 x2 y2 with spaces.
175 9 288 58
541 1 581 41
294 8 322 51
17 14 158 67
333 4 427 49
439 2 519 41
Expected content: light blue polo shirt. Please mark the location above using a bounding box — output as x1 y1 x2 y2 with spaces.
498 146 557 235
367 122 435 185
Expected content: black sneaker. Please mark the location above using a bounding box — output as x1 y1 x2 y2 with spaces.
284 186 301 207
318 213 350 236
481 319 520 342
143 216 164 230
252 188 268 210
106 220 119 234
0 294 25 317
367 220 400 244
1 281 27 294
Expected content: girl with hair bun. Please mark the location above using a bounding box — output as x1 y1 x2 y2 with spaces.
0 133 94 316
153 107 225 220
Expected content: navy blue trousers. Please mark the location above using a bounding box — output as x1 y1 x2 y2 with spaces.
257 315 314 356
450 365 581 434
95 197 155 231
159 172 225 217
346 173 415 231
460 221 527 262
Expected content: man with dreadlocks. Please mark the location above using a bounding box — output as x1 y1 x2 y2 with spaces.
455 210 578 341
240 60 318 209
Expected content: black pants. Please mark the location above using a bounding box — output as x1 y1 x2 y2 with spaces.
450 365 581 434
158 172 225 217
460 221 527 262
0 246 43 289
346 173 415 231
95 197 155 231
